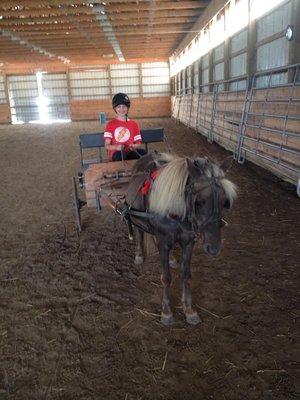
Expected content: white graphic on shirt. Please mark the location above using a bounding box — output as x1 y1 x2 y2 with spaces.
114 126 130 143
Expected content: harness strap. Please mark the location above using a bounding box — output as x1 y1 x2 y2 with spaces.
139 169 159 195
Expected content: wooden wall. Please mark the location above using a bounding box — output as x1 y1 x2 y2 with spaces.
0 104 11 124
70 96 171 121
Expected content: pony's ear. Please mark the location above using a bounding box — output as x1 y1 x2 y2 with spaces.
186 158 201 177
186 157 209 178
220 157 233 174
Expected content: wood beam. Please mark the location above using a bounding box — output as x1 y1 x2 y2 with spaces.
0 1 207 10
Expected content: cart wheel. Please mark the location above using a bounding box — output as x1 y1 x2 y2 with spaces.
72 176 86 233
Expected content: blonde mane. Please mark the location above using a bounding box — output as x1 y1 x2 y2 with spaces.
149 156 189 218
148 154 237 218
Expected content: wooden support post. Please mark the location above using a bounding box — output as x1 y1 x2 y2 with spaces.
108 65 112 98
3 73 11 123
224 37 230 91
247 5 257 77
66 69 72 102
3 73 9 103
138 63 143 98
208 49 214 92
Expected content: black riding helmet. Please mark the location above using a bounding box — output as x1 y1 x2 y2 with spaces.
112 92 131 109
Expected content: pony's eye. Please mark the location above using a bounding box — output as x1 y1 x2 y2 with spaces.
196 199 205 208
223 199 231 209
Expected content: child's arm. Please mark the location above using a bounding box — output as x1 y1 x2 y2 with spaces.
104 138 124 151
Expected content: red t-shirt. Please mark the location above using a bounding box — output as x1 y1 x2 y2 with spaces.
104 119 142 160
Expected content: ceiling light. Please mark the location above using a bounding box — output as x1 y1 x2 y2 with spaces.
0 16 3 20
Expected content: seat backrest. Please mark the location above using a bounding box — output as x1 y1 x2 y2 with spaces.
79 132 105 148
141 128 164 144
79 133 105 168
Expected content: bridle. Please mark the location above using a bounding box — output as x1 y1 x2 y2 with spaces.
185 175 227 234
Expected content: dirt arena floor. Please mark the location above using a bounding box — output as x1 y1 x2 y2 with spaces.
0 118 299 400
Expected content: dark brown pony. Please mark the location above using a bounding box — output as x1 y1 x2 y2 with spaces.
125 152 237 325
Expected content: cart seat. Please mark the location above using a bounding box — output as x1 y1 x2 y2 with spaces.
141 128 165 152
79 128 165 170
79 132 105 169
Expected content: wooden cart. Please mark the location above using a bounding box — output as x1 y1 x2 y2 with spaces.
73 128 167 232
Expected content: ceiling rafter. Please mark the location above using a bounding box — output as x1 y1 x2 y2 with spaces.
0 0 211 66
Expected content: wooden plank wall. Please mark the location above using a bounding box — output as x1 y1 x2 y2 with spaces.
171 85 300 185
71 96 171 121
212 91 246 151
0 104 11 124
241 86 300 183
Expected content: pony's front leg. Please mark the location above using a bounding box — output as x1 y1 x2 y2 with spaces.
134 228 144 265
158 239 174 326
181 241 201 325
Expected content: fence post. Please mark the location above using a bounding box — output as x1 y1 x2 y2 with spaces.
235 76 253 163
208 84 218 143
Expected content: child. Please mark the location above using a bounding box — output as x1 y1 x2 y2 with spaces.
104 93 147 161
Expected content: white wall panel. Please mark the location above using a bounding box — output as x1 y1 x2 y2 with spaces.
214 62 224 81
214 44 224 62
231 29 247 54
143 76 169 85
230 53 247 77
257 36 289 71
257 1 292 42
202 53 210 69
141 62 170 96
7 75 39 123
202 68 209 84
70 70 109 100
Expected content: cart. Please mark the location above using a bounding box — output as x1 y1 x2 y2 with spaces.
72 128 167 233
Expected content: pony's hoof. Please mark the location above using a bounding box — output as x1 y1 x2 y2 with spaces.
134 255 143 265
161 313 174 326
186 312 201 325
169 258 179 269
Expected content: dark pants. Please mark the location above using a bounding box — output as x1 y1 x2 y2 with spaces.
112 148 147 161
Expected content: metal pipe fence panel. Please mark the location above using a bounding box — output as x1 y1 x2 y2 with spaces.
172 63 300 185
236 64 300 184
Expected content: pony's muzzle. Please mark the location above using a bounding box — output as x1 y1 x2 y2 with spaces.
203 243 221 256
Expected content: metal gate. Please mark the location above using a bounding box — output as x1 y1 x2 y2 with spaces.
235 64 300 183
172 63 300 185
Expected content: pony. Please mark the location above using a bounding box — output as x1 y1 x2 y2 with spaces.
124 152 237 325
